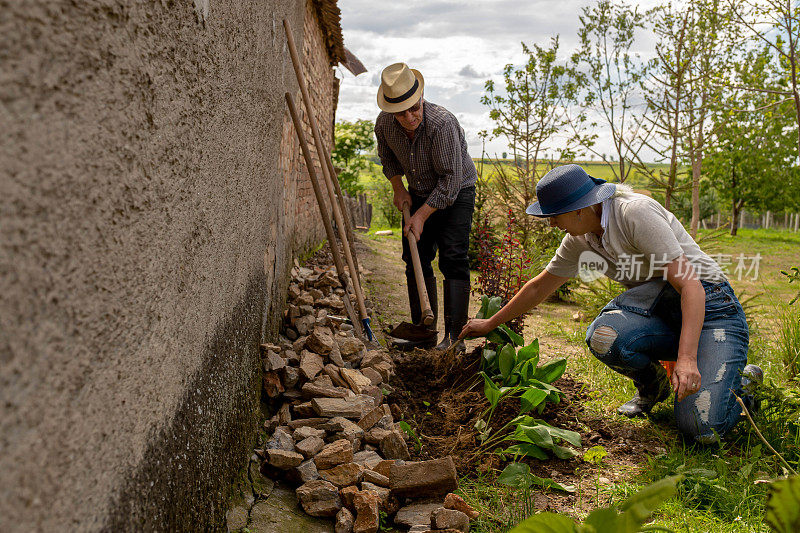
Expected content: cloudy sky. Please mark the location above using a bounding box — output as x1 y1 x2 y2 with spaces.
334 0 661 159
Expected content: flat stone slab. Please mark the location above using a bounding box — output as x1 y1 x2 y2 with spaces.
247 484 334 533
390 457 457 498
394 502 443 528
312 396 375 419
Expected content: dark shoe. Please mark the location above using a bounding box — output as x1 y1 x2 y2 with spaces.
435 279 470 353
617 363 671 418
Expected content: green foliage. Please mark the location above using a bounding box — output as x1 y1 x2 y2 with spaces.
509 475 681 533
362 162 402 228
398 420 422 453
782 267 800 305
766 474 800 533
499 462 575 493
332 119 375 195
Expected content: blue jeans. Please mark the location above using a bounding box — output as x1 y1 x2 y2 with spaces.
585 280 750 444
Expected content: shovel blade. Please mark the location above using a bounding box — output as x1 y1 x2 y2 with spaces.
388 321 438 341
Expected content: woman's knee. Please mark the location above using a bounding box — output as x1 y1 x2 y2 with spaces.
675 390 741 444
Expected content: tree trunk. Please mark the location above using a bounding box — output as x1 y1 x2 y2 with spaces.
795 212 799 232
740 208 746 230
690 154 701 238
731 200 740 236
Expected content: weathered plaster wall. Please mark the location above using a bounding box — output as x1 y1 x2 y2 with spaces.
0 0 338 530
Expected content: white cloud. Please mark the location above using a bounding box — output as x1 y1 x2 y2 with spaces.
336 0 663 159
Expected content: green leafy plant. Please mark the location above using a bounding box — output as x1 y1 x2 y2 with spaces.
399 420 422 453
509 475 682 533
766 474 800 532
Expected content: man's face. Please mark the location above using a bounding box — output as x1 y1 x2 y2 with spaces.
393 98 423 131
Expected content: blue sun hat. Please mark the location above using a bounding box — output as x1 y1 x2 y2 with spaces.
526 164 617 217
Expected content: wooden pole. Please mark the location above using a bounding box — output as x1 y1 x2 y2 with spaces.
402 205 434 326
283 19 363 287
285 93 364 340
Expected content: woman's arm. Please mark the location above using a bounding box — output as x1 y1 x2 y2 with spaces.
459 270 569 339
665 255 705 402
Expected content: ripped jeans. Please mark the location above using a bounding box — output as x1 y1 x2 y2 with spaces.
585 280 750 444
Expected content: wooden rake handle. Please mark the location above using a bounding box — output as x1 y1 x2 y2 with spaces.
403 205 434 326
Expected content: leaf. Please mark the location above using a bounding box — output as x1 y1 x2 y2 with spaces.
766 474 800 533
498 462 533 488
528 475 576 493
617 475 682 531
535 358 567 384
499 344 516 380
509 513 576 533
501 443 549 461
478 295 503 319
521 424 555 449
544 425 582 448
499 324 525 346
551 444 580 460
583 445 608 465
582 508 621 532
482 347 497 366
517 338 540 366
520 388 549 413
481 372 501 408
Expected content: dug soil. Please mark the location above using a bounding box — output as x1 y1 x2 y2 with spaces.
360 234 667 514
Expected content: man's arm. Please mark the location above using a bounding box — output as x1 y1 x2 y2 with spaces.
425 120 465 211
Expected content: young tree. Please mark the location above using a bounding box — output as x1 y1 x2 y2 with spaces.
480 38 587 245
331 119 375 195
573 0 651 183
705 46 797 235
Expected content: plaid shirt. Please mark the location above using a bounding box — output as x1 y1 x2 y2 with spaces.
374 102 478 209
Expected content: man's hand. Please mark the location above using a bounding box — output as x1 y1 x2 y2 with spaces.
458 318 495 339
672 356 701 402
404 212 425 242
390 176 411 212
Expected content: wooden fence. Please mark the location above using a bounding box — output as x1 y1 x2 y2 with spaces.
341 191 372 231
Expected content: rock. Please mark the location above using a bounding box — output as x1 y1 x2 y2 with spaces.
325 364 350 388
278 403 292 426
328 342 346 367
282 366 300 389
314 439 354 470
284 349 301 365
336 507 355 533
294 426 326 441
360 350 388 369
340 368 373 394
352 450 383 470
283 389 302 401
364 427 391 446
309 287 324 300
362 385 384 406
394 502 443 528
250 460 275 499
292 336 308 353
380 430 410 461
361 482 398 514
362 470 389 487
295 458 320 483
263 350 286 372
432 507 469 533
293 402 316 419
302 382 351 399
267 449 304 469
300 350 325 380
408 526 429 533
361 367 382 386
353 490 381 533
371 361 393 382
337 335 366 357
390 457 458 498
288 283 302 300
375 414 394 431
266 427 295 452
389 403 402 421
444 493 479 519
316 270 339 288
296 315 317 336
263 371 284 398
296 479 342 517
285 327 299 340
297 291 314 306
320 462 364 488
296 436 326 458
312 396 375 419
288 418 328 430
340 485 359 510
300 304 315 316
307 329 335 355
226 505 248 531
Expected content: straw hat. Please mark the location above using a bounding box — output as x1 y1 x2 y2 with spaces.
377 63 425 113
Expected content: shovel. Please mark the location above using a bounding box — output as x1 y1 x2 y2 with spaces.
388 204 436 343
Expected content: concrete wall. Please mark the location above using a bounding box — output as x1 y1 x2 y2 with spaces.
0 0 338 530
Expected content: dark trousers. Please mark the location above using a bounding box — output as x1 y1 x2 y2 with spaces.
401 186 475 281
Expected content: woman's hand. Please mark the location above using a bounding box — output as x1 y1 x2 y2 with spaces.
672 356 701 402
458 318 495 340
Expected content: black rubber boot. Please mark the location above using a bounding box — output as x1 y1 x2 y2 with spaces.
617 362 672 418
392 273 438 351
435 279 470 353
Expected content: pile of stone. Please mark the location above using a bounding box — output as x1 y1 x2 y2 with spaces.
255 262 478 533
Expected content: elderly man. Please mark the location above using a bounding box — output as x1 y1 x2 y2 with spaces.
375 62 478 352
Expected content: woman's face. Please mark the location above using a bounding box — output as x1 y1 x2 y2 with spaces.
548 209 586 236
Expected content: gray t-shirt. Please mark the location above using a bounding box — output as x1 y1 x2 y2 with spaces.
545 192 725 288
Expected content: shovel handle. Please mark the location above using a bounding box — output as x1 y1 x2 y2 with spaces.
403 205 434 326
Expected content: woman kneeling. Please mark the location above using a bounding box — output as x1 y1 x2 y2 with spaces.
460 164 760 444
